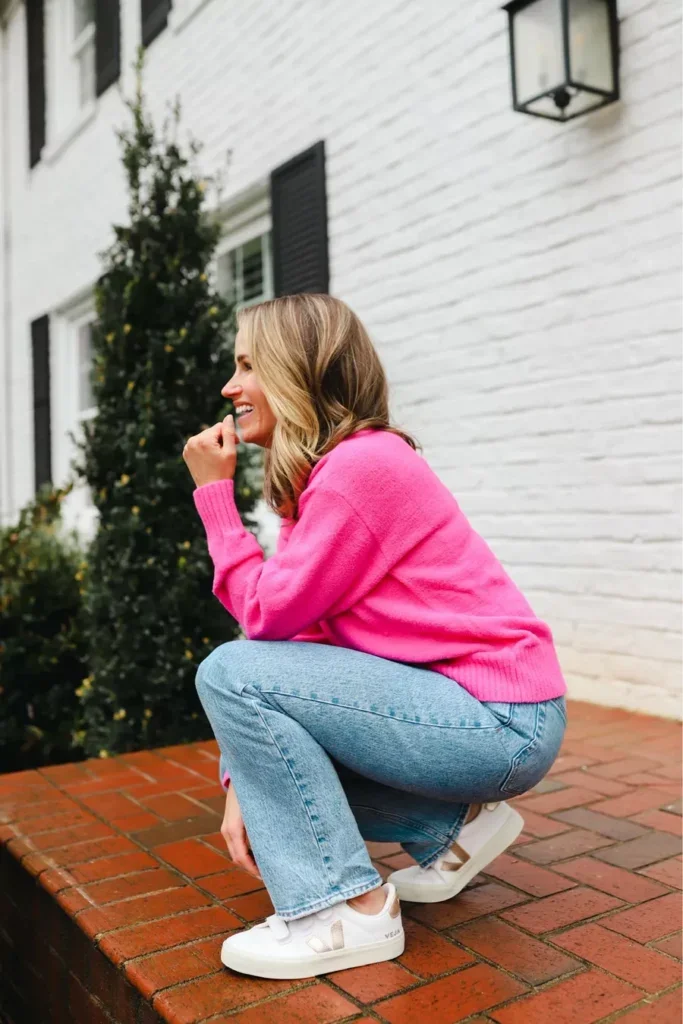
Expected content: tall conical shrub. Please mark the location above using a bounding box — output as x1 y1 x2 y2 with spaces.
76 62 259 758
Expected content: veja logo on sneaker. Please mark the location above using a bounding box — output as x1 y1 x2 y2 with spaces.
306 919 345 954
385 928 401 939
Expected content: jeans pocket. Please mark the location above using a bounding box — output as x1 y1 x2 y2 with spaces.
499 702 555 797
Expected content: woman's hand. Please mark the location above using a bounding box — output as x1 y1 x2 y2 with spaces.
183 414 238 488
221 784 261 879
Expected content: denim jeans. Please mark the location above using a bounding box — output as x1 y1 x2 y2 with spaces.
195 640 566 920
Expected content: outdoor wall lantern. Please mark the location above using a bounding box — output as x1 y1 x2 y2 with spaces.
503 0 619 122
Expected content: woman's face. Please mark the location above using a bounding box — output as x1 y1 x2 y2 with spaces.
221 331 277 447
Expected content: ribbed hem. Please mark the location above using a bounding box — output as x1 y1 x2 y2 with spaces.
437 644 567 703
193 479 244 535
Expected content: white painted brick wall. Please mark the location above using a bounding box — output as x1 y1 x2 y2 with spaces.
1 0 681 717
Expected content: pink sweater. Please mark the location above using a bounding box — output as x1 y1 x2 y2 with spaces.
194 429 566 704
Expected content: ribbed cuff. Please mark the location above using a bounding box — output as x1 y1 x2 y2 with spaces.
193 478 244 534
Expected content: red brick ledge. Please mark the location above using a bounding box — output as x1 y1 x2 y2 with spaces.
0 703 681 1024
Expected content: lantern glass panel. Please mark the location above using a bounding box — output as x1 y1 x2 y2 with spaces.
569 0 614 92
512 0 565 106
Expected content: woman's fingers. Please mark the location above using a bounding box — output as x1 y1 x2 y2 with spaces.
221 784 259 878
227 825 261 878
222 414 238 448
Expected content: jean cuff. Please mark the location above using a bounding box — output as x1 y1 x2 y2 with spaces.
274 872 384 921
415 803 470 869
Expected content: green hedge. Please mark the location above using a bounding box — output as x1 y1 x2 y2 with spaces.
0 486 88 773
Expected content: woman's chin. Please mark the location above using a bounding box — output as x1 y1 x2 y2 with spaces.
239 425 264 447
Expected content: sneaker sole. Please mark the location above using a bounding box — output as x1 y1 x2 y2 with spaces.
390 806 524 903
220 931 405 979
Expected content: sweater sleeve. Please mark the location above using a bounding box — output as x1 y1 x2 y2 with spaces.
193 478 385 641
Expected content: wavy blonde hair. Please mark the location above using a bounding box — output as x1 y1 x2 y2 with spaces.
237 293 418 519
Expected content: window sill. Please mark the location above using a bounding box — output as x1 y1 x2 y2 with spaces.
42 100 97 166
169 0 213 33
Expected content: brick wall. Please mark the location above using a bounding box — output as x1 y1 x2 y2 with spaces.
0 0 681 716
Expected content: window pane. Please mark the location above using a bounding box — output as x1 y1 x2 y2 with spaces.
78 41 95 106
242 237 264 302
73 0 95 38
79 324 94 411
216 232 273 309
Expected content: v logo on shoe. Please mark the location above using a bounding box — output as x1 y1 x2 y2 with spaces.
306 919 345 953
441 840 471 871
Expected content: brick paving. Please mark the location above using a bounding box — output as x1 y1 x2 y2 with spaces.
0 699 680 1023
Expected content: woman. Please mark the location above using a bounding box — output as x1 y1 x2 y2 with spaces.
184 293 567 981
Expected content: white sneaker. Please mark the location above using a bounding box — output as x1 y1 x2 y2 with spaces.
388 802 524 903
220 882 404 979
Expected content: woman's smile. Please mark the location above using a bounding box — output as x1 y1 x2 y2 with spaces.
221 333 277 447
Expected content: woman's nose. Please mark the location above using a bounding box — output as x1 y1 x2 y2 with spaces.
222 381 240 398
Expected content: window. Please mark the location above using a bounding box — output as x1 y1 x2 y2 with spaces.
51 296 99 538
44 0 98 156
217 232 273 310
71 0 95 108
77 321 95 413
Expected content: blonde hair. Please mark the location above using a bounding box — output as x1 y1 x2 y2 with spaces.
237 293 418 519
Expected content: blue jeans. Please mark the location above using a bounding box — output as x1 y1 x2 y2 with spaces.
195 640 566 920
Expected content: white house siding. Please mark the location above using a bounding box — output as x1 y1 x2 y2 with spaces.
0 0 681 717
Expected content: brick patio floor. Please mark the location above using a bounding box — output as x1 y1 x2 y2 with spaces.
0 699 681 1023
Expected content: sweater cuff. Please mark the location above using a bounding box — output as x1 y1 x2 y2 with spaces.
193 478 244 534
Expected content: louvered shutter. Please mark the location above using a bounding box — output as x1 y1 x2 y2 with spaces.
31 316 52 490
26 0 46 168
141 0 171 47
270 141 329 296
96 0 120 96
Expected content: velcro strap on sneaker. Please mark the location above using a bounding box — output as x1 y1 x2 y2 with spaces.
265 915 290 942
441 840 471 871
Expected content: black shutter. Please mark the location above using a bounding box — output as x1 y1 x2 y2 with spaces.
31 316 52 490
141 0 171 47
96 0 120 96
270 141 329 296
26 0 46 168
